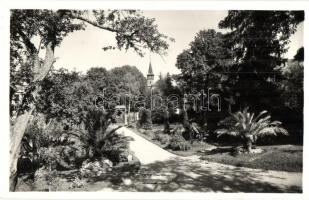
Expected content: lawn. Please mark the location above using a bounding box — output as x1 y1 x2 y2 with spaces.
201 145 303 172
130 124 303 172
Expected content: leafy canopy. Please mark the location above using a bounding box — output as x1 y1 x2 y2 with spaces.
176 29 233 93
10 9 172 117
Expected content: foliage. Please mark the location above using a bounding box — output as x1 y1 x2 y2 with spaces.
216 108 288 152
19 115 77 171
109 65 147 97
81 106 132 164
176 29 233 94
80 159 113 178
219 11 303 66
151 108 165 124
275 58 303 143
168 133 191 151
181 109 193 141
85 65 147 109
138 108 152 129
85 67 111 95
153 133 170 145
175 29 234 133
163 108 170 134
294 47 304 62
218 11 304 110
200 145 302 172
37 68 82 123
154 73 181 97
276 60 303 112
10 9 173 191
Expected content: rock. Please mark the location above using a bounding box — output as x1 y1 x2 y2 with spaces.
101 158 113 168
127 154 133 162
250 148 264 154
80 158 113 178
122 178 132 186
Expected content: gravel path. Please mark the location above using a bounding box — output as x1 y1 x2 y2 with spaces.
97 127 302 192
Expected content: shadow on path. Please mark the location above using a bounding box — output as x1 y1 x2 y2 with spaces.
92 157 301 193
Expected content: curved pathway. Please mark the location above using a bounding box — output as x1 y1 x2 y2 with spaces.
96 126 302 192
118 127 177 164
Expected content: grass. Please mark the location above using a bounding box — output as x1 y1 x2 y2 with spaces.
131 124 303 172
201 145 303 172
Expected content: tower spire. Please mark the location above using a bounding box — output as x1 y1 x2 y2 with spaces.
147 58 154 88
148 61 154 75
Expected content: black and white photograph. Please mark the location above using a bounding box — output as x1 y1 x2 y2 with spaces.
1 1 307 198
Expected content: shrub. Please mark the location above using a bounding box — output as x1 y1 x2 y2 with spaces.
168 134 191 151
151 108 165 124
81 106 132 165
138 108 152 129
215 107 289 153
19 116 72 172
142 130 154 138
153 133 170 145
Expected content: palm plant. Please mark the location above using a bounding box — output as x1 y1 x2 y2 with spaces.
215 107 288 152
80 106 132 164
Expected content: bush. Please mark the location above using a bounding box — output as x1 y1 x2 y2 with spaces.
138 108 152 129
142 130 154 138
215 107 288 153
153 133 170 145
168 134 191 151
151 108 165 124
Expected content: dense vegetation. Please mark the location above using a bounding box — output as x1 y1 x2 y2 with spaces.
10 9 171 191
10 10 304 191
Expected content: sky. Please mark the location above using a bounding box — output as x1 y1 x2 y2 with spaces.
52 11 304 80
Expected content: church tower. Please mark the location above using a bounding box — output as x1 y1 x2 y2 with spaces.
147 61 154 88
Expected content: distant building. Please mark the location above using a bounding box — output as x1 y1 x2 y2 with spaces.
147 61 154 88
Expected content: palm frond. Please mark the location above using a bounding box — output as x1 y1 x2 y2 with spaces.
216 129 239 137
258 126 288 136
252 110 268 123
215 107 288 144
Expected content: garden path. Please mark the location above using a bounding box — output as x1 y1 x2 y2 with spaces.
118 127 177 164
95 127 302 192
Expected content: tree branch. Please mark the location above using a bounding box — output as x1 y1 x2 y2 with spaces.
69 13 119 33
17 30 37 55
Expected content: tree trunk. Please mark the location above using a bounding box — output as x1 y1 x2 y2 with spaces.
163 109 170 134
244 136 253 153
10 43 55 191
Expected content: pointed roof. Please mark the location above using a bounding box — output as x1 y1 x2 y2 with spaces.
148 61 154 75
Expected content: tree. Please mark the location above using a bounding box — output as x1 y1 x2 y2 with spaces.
218 11 304 111
109 65 147 97
175 29 234 133
10 9 172 190
163 107 170 134
294 47 304 62
176 29 233 94
216 107 288 153
275 51 304 143
85 67 111 94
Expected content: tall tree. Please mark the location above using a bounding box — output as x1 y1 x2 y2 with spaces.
218 11 304 111
10 9 172 190
176 29 233 94
294 46 304 62
175 29 233 131
109 65 147 97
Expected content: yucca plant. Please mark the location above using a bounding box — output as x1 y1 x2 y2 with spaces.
215 107 288 153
